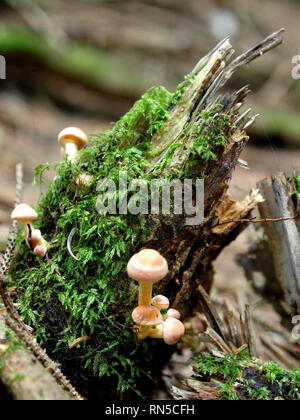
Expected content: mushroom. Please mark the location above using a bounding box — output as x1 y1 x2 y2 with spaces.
31 229 50 258
11 204 38 246
132 305 163 340
71 174 94 194
166 308 181 320
151 295 170 310
163 318 185 345
127 249 168 306
148 317 185 345
58 127 88 162
33 244 48 258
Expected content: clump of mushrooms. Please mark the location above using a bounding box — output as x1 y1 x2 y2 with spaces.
11 203 49 258
127 249 185 345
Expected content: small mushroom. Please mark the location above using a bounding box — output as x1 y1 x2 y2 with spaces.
148 317 185 345
132 305 163 340
33 244 48 258
71 174 94 194
166 308 181 320
58 127 88 162
11 204 38 247
163 317 185 345
31 229 50 258
127 249 168 306
151 295 170 310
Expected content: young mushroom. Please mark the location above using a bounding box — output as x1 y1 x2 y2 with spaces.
31 229 50 258
151 295 170 310
163 318 185 345
166 308 181 320
127 249 168 306
71 173 94 194
11 204 38 247
132 305 163 340
58 127 88 162
148 317 185 345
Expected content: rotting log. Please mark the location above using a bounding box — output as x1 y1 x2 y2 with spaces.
8 30 284 399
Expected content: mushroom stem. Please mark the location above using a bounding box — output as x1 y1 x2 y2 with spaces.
148 324 164 339
138 282 153 306
65 142 79 161
137 326 153 340
22 223 33 248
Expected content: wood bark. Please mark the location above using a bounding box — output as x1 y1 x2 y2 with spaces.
257 173 300 315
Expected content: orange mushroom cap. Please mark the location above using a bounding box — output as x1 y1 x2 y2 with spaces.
132 305 163 326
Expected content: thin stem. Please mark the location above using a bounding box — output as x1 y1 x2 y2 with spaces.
138 282 153 306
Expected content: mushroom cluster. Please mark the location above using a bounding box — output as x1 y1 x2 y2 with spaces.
127 249 185 345
11 203 49 258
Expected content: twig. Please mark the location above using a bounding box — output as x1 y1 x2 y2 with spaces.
0 164 23 277
213 213 300 228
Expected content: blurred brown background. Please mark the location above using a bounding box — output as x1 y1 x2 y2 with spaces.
0 0 300 292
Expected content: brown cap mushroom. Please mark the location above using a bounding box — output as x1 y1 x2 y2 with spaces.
58 127 88 161
163 318 185 345
151 295 170 310
127 249 168 306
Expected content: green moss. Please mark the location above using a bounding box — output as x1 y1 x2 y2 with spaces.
189 110 230 160
193 351 300 400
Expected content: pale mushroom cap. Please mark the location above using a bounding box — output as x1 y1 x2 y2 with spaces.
11 204 38 223
76 174 93 187
58 127 88 150
132 305 163 326
34 245 47 258
127 249 168 283
167 308 181 319
151 295 170 310
163 318 185 345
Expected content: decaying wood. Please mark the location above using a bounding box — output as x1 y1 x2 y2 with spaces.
144 30 284 317
257 173 300 314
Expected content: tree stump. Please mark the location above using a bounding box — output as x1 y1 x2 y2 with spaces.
7 30 284 398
